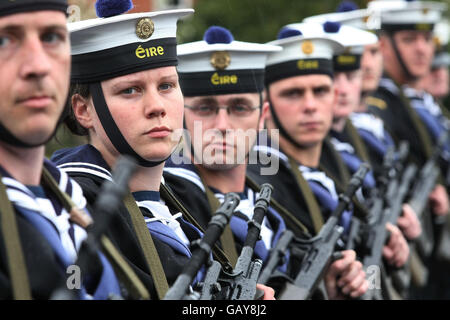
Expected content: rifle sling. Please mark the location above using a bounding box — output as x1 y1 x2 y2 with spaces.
318 142 368 219
345 119 370 163
199 177 239 268
42 168 150 300
397 87 433 159
245 175 310 237
100 235 150 300
287 156 324 235
123 192 169 299
0 173 32 300
159 183 233 271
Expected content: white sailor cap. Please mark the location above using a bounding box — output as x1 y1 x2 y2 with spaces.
69 0 194 83
264 22 345 85
368 0 447 33
177 26 281 96
303 1 381 32
302 8 379 71
432 19 450 68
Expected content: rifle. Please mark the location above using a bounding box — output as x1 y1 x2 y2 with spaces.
258 229 295 285
361 146 417 300
163 192 240 300
199 183 273 300
277 163 370 300
346 144 400 253
51 155 138 300
408 130 449 258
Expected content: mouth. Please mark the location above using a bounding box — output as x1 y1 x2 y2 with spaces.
299 121 322 129
146 126 172 138
17 95 53 109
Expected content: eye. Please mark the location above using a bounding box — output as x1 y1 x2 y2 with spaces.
313 86 330 97
281 89 303 99
121 87 140 95
230 104 254 115
159 82 174 91
197 105 216 114
42 32 66 45
0 35 11 48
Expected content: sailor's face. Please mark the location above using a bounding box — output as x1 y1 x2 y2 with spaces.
266 74 336 148
92 66 184 162
0 11 70 146
361 42 383 92
184 92 263 170
393 30 435 78
333 70 362 120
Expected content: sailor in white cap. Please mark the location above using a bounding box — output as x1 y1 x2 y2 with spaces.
51 0 231 300
160 25 294 298
247 21 375 300
0 0 128 300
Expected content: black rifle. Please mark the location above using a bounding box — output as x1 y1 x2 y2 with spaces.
199 183 273 300
258 229 295 285
277 164 370 300
345 144 400 253
51 155 138 300
408 130 449 258
163 192 241 300
361 146 417 300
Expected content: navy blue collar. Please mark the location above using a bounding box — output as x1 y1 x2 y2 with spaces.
132 191 161 202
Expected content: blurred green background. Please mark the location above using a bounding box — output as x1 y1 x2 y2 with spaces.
46 0 450 158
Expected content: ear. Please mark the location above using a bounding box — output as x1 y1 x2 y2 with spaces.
72 94 94 130
259 101 270 130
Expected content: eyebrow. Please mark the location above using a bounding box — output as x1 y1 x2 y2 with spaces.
0 24 67 35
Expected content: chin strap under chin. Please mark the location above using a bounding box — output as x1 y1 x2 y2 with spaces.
89 82 171 167
388 33 419 83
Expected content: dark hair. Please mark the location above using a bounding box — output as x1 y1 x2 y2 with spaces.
63 83 91 136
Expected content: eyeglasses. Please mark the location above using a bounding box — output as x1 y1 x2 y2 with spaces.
184 104 260 118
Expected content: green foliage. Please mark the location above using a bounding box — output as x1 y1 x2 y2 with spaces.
177 0 371 44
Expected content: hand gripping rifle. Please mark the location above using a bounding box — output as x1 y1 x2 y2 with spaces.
277 164 370 300
198 183 273 300
51 155 138 300
163 192 241 300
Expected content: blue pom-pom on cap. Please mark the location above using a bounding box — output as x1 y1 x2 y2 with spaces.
323 21 341 33
277 27 302 40
336 1 359 12
95 0 134 18
204 26 234 44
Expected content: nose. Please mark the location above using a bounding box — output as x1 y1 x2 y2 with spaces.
18 34 52 80
144 91 167 119
335 74 350 97
213 108 231 132
303 90 317 113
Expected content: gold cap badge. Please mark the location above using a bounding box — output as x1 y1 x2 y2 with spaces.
301 40 314 55
210 51 231 70
136 18 154 40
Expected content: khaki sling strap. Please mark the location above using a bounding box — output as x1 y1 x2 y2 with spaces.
199 177 239 268
159 183 233 271
287 157 324 235
245 175 310 237
123 192 169 299
0 173 32 300
345 119 370 163
41 168 150 300
398 86 434 159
